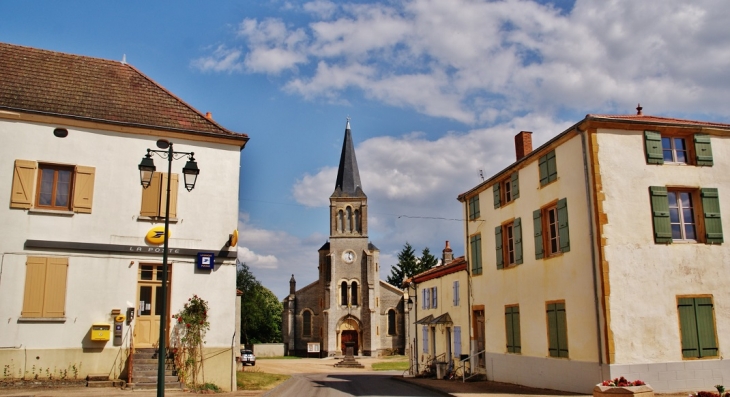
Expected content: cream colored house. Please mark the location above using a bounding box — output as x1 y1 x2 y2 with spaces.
406 242 469 375
0 43 248 390
458 108 729 393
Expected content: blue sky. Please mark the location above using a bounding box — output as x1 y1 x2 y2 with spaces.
3 0 729 299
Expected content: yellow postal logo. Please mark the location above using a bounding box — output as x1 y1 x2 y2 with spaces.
145 226 169 245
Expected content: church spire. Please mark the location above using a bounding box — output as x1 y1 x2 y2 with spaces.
333 119 365 197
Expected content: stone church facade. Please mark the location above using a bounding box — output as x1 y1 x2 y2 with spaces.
282 121 405 357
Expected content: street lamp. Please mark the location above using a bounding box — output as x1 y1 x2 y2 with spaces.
138 139 199 397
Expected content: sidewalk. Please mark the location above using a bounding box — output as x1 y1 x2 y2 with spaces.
395 376 588 397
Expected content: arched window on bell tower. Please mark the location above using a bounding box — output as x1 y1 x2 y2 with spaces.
351 281 358 306
346 206 352 232
341 281 348 305
354 209 360 234
338 209 344 233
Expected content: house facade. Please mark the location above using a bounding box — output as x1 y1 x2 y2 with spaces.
282 121 405 357
458 108 730 393
0 43 248 390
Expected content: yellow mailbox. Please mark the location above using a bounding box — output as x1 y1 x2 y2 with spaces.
91 323 111 341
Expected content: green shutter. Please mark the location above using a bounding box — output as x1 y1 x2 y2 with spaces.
649 186 673 244
469 196 480 220
547 302 568 358
694 134 713 166
513 306 521 353
546 151 558 183
701 188 723 244
533 209 544 259
547 303 559 357
493 184 501 209
557 198 570 253
695 297 718 357
505 307 514 353
471 234 482 275
678 298 700 358
495 226 504 269
514 217 523 265
511 172 520 199
539 154 549 186
644 130 664 164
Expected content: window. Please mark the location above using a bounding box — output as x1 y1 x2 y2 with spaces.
10 160 95 213
140 172 179 218
546 302 568 358
21 256 68 318
431 287 437 308
493 173 520 209
649 187 723 244
387 309 396 335
341 281 348 305
453 281 460 306
302 310 312 337
351 281 358 306
425 289 431 309
454 326 462 357
470 234 482 275
539 150 558 186
496 218 523 269
677 297 718 358
468 195 480 220
645 131 713 166
505 305 521 353
533 199 570 259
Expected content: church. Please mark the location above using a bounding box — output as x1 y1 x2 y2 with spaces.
282 120 405 357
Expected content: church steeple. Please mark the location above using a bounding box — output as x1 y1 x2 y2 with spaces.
332 119 365 198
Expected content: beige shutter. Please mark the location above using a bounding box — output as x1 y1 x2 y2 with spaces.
10 160 37 209
140 172 162 217
160 174 179 218
72 166 95 213
22 257 47 318
43 257 68 317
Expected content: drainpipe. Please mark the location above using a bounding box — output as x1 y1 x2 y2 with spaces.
579 126 604 370
463 198 474 372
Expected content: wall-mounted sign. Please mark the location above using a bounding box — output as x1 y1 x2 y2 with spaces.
197 252 215 270
230 229 239 247
307 342 320 353
145 226 169 245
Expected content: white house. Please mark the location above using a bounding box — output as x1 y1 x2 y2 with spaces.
0 42 248 390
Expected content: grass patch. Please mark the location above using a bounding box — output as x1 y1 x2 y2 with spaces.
372 361 410 371
236 370 290 391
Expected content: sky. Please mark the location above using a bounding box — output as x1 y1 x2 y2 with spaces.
3 0 730 300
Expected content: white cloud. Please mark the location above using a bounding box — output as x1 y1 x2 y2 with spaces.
191 45 244 73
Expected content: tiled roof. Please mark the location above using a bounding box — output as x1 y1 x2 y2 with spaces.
0 42 247 140
587 113 730 128
410 256 467 284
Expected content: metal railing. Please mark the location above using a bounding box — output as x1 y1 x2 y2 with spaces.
458 349 485 382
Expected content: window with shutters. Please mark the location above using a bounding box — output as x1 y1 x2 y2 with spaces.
422 326 429 353
649 187 723 244
546 301 568 358
387 309 396 335
533 199 570 259
21 256 68 319
468 195 480 220
494 173 520 209
470 234 483 275
140 171 179 219
454 326 462 357
453 281 460 306
539 151 558 186
10 160 95 213
496 219 523 269
644 131 713 166
677 296 718 359
431 287 437 308
505 305 521 354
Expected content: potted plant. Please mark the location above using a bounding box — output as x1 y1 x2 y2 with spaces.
593 377 653 397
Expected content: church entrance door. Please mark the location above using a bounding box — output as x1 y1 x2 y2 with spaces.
341 330 358 354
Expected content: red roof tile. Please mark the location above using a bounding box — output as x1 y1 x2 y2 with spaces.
587 113 730 129
0 42 248 141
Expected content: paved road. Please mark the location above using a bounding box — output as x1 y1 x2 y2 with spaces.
266 371 445 397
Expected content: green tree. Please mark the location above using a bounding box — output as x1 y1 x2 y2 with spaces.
236 261 283 344
418 247 438 273
386 242 419 286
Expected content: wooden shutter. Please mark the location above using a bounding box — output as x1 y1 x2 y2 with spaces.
511 172 519 199
454 326 461 357
423 326 428 353
422 289 426 310
556 303 568 357
557 198 570 253
505 306 520 353
493 184 501 209
432 287 437 308
514 217 523 264
678 298 700 358
693 134 713 166
495 226 504 269
700 188 723 244
43 257 68 317
644 130 664 164
513 307 521 353
505 307 514 352
11 160 37 209
470 234 482 274
160 173 179 218
649 186 672 244
426 289 430 309
539 154 549 186
546 151 558 183
695 297 718 357
140 172 162 216
547 302 568 357
72 166 95 213
22 256 47 317
533 209 544 259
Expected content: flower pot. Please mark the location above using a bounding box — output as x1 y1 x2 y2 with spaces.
593 385 654 397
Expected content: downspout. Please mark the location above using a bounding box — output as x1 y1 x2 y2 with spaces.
463 198 474 370
579 126 604 368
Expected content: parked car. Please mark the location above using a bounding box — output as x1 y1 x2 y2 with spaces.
241 349 256 366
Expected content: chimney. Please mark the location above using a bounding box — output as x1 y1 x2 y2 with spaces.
515 131 533 161
205 112 212 120
442 241 453 265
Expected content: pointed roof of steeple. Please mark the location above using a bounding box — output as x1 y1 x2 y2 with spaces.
332 119 366 198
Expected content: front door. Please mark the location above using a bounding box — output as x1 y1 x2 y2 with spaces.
133 264 171 347
341 330 358 354
474 309 485 368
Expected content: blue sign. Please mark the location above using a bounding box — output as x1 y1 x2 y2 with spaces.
196 252 215 270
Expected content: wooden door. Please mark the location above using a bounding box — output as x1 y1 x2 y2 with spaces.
133 264 170 347
475 310 485 367
341 330 358 354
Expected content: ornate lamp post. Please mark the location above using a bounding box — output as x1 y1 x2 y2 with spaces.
138 139 199 397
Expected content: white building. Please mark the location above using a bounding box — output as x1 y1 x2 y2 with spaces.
0 42 248 390
458 108 730 393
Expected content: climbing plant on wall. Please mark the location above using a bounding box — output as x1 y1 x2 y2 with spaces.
171 294 210 388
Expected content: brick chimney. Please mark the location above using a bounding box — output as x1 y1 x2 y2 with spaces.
442 241 453 265
515 131 533 161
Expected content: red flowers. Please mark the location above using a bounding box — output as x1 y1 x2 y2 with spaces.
601 377 646 387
